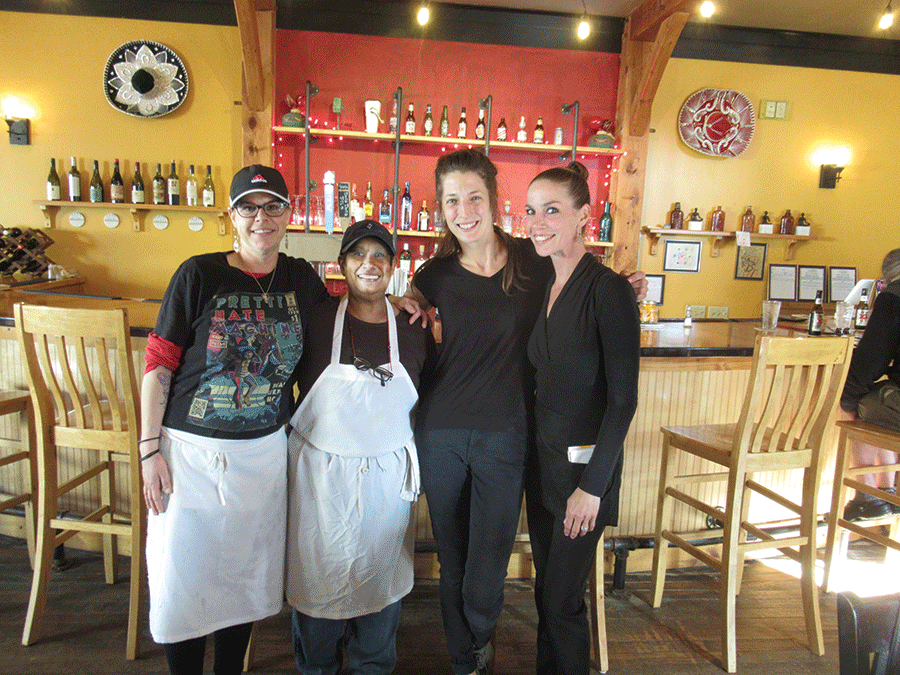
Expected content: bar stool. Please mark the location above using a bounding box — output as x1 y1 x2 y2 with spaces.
0 390 37 567
649 335 853 673
15 303 144 660
822 419 900 594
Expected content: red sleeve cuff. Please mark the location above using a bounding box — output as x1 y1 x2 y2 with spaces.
145 332 183 374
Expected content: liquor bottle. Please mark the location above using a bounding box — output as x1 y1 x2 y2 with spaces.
439 105 450 138
741 206 755 233
110 159 125 203
202 165 215 207
687 207 704 231
350 183 360 224
413 244 427 274
132 162 145 204
405 103 415 135
423 104 434 136
598 201 613 242
364 182 374 219
516 116 527 142
417 201 430 231
400 182 413 231
475 108 486 140
533 116 545 143
670 202 683 229
399 242 412 278
780 209 794 235
67 157 82 202
808 290 824 336
167 161 180 206
710 205 724 232
89 160 104 203
501 201 513 233
185 165 198 206
152 163 166 205
497 118 507 141
379 189 392 224
434 205 444 232
389 99 398 135
47 158 61 201
855 286 871 329
457 107 467 138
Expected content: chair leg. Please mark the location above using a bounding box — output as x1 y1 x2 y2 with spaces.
22 444 57 647
125 492 146 660
823 428 852 594
243 621 259 672
719 467 745 674
651 436 677 608
799 468 825 657
588 535 609 673
19 403 37 569
101 456 118 585
734 472 753 595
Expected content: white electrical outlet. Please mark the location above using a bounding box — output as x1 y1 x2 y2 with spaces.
708 306 729 319
762 100 777 119
775 101 788 119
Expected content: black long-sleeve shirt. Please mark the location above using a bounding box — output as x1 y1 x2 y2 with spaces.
527 253 640 525
841 279 900 413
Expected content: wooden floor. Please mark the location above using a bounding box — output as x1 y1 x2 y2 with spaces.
2 534 890 675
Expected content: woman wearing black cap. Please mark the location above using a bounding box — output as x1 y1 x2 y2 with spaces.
140 165 329 674
285 220 436 675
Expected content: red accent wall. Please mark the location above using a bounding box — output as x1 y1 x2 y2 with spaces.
274 30 619 225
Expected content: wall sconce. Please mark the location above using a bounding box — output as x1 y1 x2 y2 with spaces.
2 96 32 145
819 164 843 189
813 146 850 189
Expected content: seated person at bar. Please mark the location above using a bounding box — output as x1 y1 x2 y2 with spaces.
839 247 900 521
286 220 436 675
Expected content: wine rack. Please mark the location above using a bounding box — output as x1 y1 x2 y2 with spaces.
0 227 55 277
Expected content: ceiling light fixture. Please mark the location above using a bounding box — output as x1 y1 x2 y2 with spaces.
880 1 894 29
699 1 716 18
576 0 591 40
417 3 430 26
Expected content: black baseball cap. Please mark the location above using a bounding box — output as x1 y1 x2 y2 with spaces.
229 165 290 208
340 220 395 258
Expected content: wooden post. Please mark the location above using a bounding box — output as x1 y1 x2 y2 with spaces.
236 0 276 167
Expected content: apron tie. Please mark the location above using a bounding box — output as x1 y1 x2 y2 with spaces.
209 452 229 506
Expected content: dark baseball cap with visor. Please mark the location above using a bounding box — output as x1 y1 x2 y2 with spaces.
229 165 290 208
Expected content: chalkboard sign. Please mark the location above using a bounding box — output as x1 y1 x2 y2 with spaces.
337 182 351 228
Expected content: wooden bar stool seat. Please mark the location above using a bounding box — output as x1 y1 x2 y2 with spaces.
649 335 854 672
823 419 900 594
0 390 37 567
15 303 145 660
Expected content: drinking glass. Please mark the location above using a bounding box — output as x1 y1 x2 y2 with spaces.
834 301 854 335
761 300 781 333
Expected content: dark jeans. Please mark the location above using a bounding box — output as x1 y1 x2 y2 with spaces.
291 601 402 675
162 622 254 675
417 428 527 675
526 493 603 675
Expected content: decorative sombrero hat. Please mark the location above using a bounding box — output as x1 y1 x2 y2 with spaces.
104 40 189 118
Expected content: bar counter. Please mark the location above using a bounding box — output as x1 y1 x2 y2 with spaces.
0 291 830 574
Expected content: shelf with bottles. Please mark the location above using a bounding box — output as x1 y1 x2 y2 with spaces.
33 200 229 234
641 227 812 260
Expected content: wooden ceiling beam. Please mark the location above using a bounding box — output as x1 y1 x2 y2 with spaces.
234 0 268 111
629 0 694 41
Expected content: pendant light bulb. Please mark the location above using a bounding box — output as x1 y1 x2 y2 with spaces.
577 17 591 40
417 4 430 26
699 1 715 18
880 2 894 29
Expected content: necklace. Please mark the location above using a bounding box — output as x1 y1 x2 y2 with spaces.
248 262 276 301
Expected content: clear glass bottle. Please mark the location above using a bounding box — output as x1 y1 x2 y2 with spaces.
185 165 198 206
202 165 215 207
417 201 430 231
400 182 413 231
516 115 527 142
67 157 81 202
47 158 61 201
132 162 145 204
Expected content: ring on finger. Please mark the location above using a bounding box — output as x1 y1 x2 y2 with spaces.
580 525 588 531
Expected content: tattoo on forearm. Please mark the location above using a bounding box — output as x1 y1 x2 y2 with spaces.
156 372 171 404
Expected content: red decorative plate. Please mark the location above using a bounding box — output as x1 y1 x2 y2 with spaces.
678 89 755 158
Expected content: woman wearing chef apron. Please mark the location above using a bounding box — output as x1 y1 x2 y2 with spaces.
140 165 329 675
286 220 435 675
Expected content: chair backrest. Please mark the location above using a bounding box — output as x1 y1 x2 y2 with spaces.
734 335 853 458
14 303 139 455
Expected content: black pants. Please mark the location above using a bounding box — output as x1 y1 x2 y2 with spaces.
418 428 527 675
526 493 603 675
162 622 254 675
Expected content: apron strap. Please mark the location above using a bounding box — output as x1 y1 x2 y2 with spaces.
331 296 399 370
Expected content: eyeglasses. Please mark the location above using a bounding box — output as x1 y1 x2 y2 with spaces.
353 356 393 386
234 201 289 218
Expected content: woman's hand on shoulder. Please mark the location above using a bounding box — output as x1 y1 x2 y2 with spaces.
564 487 601 539
389 284 430 328
142 453 173 516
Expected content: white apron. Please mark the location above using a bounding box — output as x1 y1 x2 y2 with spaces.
286 298 419 619
146 427 287 643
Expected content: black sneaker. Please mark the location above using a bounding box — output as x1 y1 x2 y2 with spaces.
473 641 494 675
843 493 893 521
884 487 900 514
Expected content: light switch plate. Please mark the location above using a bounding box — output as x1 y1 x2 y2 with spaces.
708 306 729 319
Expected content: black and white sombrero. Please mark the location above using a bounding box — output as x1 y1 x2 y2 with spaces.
104 40 189 118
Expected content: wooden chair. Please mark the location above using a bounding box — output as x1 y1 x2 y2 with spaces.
650 335 853 673
588 532 609 673
822 419 900 593
15 303 144 660
0 390 37 567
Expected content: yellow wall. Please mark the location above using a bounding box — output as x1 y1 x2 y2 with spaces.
0 11 243 297
640 58 900 318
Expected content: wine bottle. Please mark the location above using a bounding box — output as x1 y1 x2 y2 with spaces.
350 183 360 224
808 290 824 336
110 159 125 203
423 104 433 136
497 118 507 142
202 165 215 207
399 242 412 278
457 107 467 139
710 205 724 232
475 108 486 140
67 157 82 202
855 287 871 329
405 103 416 135
417 200 430 231
89 160 104 203
670 202 683 230
741 206 755 233
598 201 613 242
516 116 527 142
439 105 450 138
185 164 198 206
413 244 427 274
364 182 374 219
400 182 413 231
533 116 545 143
379 189 392 224
132 162 145 204
152 163 165 205
167 161 179 206
780 209 794 235
47 158 61 201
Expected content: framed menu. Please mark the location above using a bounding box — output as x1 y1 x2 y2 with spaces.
768 264 797 301
798 265 826 302
828 266 857 303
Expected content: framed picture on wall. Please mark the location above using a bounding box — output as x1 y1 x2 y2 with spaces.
734 243 767 280
798 265 827 301
645 274 665 304
663 240 702 273
769 264 797 301
828 266 857 303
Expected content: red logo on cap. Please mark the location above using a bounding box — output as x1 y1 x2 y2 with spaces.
250 174 267 183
